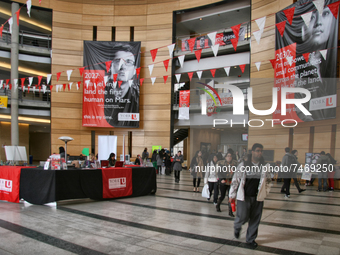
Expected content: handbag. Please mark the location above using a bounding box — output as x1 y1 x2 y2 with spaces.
201 184 210 198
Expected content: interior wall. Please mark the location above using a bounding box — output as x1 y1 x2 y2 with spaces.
29 132 51 162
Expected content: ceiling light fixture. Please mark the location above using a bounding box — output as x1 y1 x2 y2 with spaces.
0 114 50 124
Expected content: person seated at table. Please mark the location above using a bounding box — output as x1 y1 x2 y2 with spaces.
108 153 116 167
89 153 96 163
59 147 65 159
134 155 143 165
79 154 84 160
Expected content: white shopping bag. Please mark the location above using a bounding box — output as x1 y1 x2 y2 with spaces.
301 171 312 181
201 184 210 198
161 166 165 175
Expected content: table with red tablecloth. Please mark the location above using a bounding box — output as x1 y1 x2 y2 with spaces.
0 166 156 205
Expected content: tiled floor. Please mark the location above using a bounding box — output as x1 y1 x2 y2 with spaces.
1 171 339 254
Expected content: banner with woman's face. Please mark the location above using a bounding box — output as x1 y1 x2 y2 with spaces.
82 41 141 128
274 0 338 123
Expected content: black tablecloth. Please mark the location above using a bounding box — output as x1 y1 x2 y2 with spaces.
20 167 156 205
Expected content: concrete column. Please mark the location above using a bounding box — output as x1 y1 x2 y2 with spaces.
11 2 19 146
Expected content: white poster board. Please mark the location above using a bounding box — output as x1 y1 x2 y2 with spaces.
98 135 117 161
5 146 28 161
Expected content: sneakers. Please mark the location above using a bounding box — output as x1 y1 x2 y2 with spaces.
329 188 334 192
299 189 306 193
213 202 217 205
284 195 290 198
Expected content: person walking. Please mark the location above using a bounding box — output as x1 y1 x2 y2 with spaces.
151 150 158 172
173 151 184 183
280 147 297 198
204 155 219 205
316 151 330 192
326 153 336 191
190 151 204 192
290 150 306 193
156 149 165 175
229 143 272 248
142 148 149 162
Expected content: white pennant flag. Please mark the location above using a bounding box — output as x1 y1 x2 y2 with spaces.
196 71 202 80
148 64 154 76
8 17 13 34
85 80 90 89
124 71 129 81
46 74 52 84
286 56 293 66
175 73 181 83
104 76 108 85
42 85 46 93
93 83 97 90
320 49 327 60
224 67 231 76
118 58 124 70
28 77 33 86
69 82 73 90
211 44 219 57
313 0 325 14
207 32 217 46
255 62 261 72
128 80 133 87
151 77 156 85
178 55 185 68
255 16 266 34
167 43 175 58
66 70 73 81
0 80 3 89
26 0 32 17
33 86 36 93
112 81 117 88
180 82 185 88
13 79 18 89
76 83 80 90
253 30 262 45
301 12 312 28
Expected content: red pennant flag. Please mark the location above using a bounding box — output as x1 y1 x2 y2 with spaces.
105 61 112 73
163 75 168 84
39 0 41 4
210 69 216 77
140 78 144 86
283 7 295 25
49 85 53 91
188 72 193 81
0 25 3 38
195 49 202 63
77 81 81 89
163 59 169 72
79 67 85 76
150 48 158 62
231 24 241 41
38 76 42 86
27 86 30 93
269 59 276 69
302 53 310 63
188 38 196 52
6 79 9 85
20 78 25 86
9 84 12 90
63 84 66 91
16 9 20 26
136 67 141 77
276 21 286 37
68 84 71 91
328 1 340 18
113 73 118 82
56 72 61 81
230 38 238 51
239 64 246 73
39 86 41 92
118 81 123 88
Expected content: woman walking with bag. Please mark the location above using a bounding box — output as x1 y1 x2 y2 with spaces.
204 154 219 205
190 151 204 192
173 151 184 183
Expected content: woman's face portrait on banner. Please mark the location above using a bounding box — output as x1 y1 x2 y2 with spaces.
307 7 333 46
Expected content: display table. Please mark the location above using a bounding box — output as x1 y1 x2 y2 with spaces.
0 166 156 205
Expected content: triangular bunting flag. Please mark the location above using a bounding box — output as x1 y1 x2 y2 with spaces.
63 84 66 91
163 59 169 72
47 74 52 84
320 49 327 60
207 32 217 45
328 1 340 18
104 76 108 85
0 25 3 38
113 73 118 82
49 85 52 92
301 12 312 28
39 0 41 5
255 62 261 72
197 71 202 80
211 44 219 57
140 78 144 86
33 85 36 93
118 58 124 70
85 80 90 88
0 80 3 89
150 48 158 62
276 21 286 37
8 17 13 34
6 79 9 85
195 49 202 63
239 64 246 73
68 82 73 91
28 77 33 86
231 24 241 41
42 85 46 93
163 75 168 84
66 70 72 81
175 74 181 83
38 76 42 86
287 56 293 66
313 0 325 14
128 80 133 87
269 59 276 69
15 9 20 26
77 81 81 90
136 67 141 77
230 38 238 51
188 72 193 81
255 16 266 33
148 64 154 76
105 61 112 73
253 30 262 45
210 69 216 77
9 84 12 90
14 79 18 89
178 55 185 68
167 43 175 58
56 72 61 81
118 81 123 88
283 7 295 25
224 67 230 76
26 0 32 17
187 38 196 52
20 78 25 86
79 67 85 76
151 77 156 85
302 53 310 63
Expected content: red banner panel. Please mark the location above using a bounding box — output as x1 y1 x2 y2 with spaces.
0 166 23 203
179 90 190 107
101 167 132 199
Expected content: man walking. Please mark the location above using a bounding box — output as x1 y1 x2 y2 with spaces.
316 151 330 192
229 143 272 248
280 147 296 198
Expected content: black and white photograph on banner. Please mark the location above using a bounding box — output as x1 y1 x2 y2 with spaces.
275 0 338 122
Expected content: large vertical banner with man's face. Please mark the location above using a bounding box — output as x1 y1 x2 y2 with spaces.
274 0 338 122
82 41 141 128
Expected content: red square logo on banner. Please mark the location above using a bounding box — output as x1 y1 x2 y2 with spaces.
102 168 133 198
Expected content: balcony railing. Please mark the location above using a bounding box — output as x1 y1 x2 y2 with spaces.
0 87 51 106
